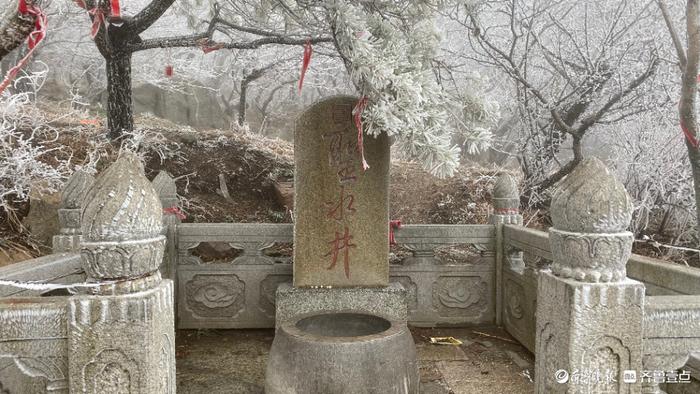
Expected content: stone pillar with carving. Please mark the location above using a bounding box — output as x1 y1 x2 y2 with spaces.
490 173 523 325
52 170 94 253
535 158 645 393
152 170 181 281
67 153 176 393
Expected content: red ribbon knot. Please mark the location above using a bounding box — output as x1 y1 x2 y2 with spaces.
163 206 186 220
389 220 402 245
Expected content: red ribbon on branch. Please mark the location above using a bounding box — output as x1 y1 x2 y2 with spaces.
680 118 699 149
110 0 120 18
0 0 47 95
163 206 186 220
74 0 119 39
74 0 104 39
298 39 313 93
89 8 106 38
198 38 224 54
389 220 402 246
352 96 370 171
680 89 700 149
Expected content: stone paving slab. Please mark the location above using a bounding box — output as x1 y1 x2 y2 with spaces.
416 343 469 361
176 326 534 394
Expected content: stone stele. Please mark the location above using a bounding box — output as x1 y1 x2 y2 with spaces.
294 95 390 287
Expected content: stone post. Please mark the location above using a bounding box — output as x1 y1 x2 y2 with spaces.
535 158 645 393
68 153 176 393
489 173 523 325
152 170 180 282
52 170 94 253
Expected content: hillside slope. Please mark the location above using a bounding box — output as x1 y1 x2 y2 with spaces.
2 111 506 263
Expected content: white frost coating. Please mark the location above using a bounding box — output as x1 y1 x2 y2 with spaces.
0 279 120 292
326 0 497 178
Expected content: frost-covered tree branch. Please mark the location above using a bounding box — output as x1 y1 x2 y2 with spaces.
461 0 661 195
324 0 496 177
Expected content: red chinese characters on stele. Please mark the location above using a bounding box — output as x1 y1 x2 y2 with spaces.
322 108 360 278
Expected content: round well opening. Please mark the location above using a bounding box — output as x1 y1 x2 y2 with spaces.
295 313 391 337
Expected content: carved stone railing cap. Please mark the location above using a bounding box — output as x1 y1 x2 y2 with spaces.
493 173 519 200
550 157 632 233
152 170 178 208
81 153 163 242
492 173 520 212
61 169 95 209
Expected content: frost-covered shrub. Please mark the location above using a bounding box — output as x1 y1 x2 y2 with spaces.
0 73 70 216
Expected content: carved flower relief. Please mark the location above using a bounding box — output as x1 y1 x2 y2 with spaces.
185 274 245 318
505 280 525 321
95 364 131 394
13 355 67 385
438 278 481 307
432 276 488 317
549 230 632 282
195 283 236 307
508 294 524 320
58 208 81 231
81 239 165 279
83 349 138 394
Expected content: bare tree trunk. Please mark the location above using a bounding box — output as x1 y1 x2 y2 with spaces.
238 78 249 126
657 0 700 232
681 0 700 231
106 54 133 140
237 66 274 126
536 135 584 191
689 145 700 232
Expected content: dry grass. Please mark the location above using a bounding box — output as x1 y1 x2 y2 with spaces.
2 107 529 264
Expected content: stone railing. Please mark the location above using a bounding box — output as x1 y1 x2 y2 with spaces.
0 253 84 393
5 157 700 394
175 222 497 328
0 253 84 297
496 159 700 394
0 155 176 394
501 225 700 349
502 224 700 393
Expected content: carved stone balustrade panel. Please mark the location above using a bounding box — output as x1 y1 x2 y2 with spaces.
502 269 537 352
178 263 293 329
175 223 498 328
391 262 495 327
0 299 70 394
0 254 84 298
643 296 700 394
177 224 293 266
